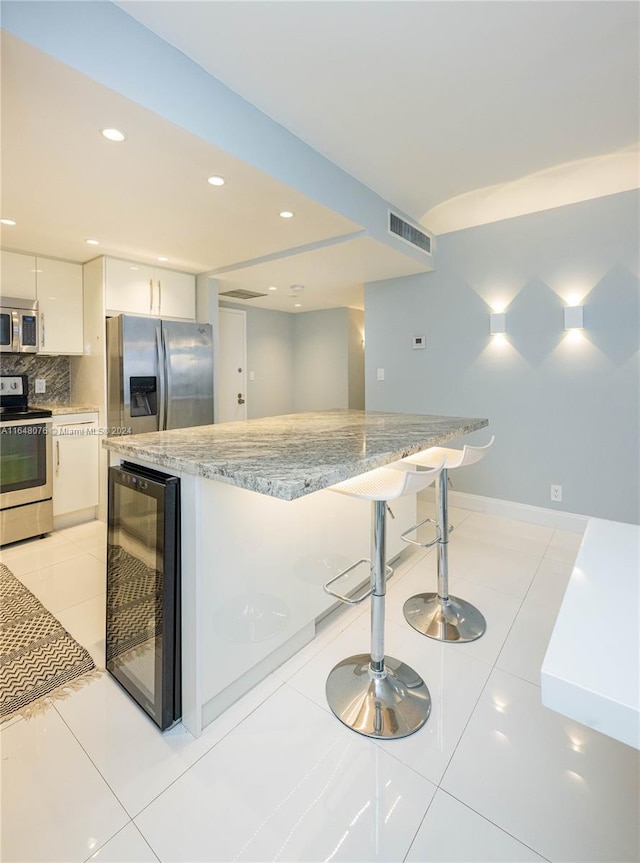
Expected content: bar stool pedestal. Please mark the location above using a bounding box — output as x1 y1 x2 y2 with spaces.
401 438 494 643
324 464 442 739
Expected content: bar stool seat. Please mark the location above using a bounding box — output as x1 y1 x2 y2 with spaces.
323 460 444 739
400 436 495 643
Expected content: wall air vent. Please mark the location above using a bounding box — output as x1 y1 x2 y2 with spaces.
388 211 432 255
219 289 268 299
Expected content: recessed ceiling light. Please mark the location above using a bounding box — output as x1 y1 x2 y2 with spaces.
207 176 225 186
0 218 16 226
101 128 125 142
279 211 294 219
157 256 168 262
268 286 278 291
85 239 99 245
294 303 301 308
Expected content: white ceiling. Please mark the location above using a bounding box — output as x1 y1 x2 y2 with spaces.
0 34 360 273
116 0 640 224
2 2 638 313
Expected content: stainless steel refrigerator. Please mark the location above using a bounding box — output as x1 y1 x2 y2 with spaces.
107 315 214 435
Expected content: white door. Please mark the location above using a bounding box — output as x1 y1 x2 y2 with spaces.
218 308 247 422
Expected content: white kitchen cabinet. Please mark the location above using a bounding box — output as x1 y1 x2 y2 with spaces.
154 266 196 319
105 257 155 316
0 250 37 299
36 258 83 355
52 413 100 517
105 256 195 319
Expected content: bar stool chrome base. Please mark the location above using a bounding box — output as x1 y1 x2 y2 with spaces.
403 593 486 643
326 653 431 739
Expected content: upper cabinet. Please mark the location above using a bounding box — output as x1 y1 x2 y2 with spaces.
0 250 37 299
154 267 196 320
104 258 154 316
36 258 83 355
105 257 195 320
0 251 83 354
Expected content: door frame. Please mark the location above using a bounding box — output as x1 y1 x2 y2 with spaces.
218 307 247 422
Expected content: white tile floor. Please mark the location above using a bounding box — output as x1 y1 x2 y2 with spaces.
1 508 639 863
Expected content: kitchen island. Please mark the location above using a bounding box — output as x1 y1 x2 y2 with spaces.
104 409 488 735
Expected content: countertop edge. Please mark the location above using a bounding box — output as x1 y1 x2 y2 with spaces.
103 415 488 501
33 404 100 416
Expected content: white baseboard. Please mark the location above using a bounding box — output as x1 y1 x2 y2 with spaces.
419 488 588 533
53 507 98 531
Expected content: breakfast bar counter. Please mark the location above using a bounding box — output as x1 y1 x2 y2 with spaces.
104 409 488 735
103 409 488 500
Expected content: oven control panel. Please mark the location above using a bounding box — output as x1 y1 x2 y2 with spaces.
0 376 25 395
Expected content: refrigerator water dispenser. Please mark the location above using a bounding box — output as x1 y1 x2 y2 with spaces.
130 376 157 417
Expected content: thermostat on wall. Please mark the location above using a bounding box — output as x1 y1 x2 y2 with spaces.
413 335 426 349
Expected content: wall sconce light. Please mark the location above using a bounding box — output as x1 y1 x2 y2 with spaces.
490 312 507 334
564 306 584 330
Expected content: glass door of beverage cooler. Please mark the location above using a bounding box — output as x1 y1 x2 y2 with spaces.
106 462 180 731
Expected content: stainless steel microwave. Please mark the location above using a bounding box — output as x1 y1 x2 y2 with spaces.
0 297 39 353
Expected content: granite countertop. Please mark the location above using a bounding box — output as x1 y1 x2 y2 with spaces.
33 404 99 416
103 409 488 501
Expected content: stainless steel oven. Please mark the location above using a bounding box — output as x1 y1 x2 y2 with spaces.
0 375 53 545
0 297 39 353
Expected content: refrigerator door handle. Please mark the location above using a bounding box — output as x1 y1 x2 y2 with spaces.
161 327 171 430
156 325 167 431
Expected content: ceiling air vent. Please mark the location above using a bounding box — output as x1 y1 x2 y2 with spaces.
388 211 432 255
219 289 268 300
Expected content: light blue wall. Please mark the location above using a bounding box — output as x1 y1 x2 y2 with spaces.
347 308 365 410
292 307 364 412
220 303 364 417
365 190 640 523
293 309 349 412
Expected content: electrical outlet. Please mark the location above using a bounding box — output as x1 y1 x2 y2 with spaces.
376 368 385 381
35 379 46 394
550 484 562 502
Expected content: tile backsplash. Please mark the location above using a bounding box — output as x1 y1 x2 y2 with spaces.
0 355 70 404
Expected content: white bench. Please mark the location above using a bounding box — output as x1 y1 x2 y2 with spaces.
541 518 640 749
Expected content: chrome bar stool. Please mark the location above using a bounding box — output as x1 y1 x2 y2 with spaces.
323 460 444 739
400 437 495 643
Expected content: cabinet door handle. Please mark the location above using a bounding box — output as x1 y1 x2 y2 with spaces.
56 439 60 475
157 279 162 313
41 312 45 349
149 278 154 313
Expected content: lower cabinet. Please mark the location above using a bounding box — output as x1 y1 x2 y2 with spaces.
52 413 99 518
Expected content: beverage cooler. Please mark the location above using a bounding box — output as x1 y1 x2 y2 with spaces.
106 462 181 731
